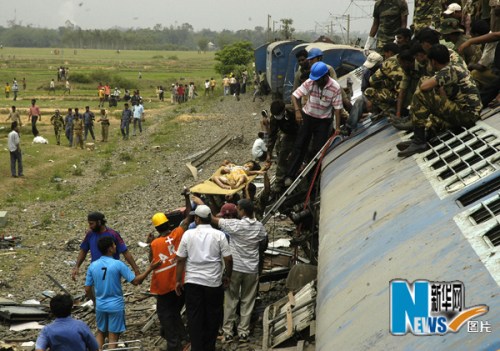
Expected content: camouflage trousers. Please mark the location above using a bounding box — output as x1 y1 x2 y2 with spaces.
53 127 62 145
364 87 397 114
411 87 479 132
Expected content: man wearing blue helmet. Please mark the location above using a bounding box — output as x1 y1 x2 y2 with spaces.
284 61 343 186
307 47 352 111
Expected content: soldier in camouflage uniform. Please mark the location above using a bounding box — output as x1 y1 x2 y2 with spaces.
73 107 84 149
365 0 409 53
50 109 65 145
413 0 444 34
398 44 482 157
416 28 469 72
96 108 110 142
364 48 407 115
439 18 482 65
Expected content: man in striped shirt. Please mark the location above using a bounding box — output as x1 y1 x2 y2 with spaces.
284 62 343 185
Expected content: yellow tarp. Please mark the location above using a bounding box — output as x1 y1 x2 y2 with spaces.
189 167 256 195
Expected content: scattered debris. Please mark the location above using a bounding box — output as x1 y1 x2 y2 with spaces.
262 280 317 350
0 211 7 227
0 236 21 249
9 321 44 332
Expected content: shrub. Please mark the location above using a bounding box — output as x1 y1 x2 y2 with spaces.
70 72 92 84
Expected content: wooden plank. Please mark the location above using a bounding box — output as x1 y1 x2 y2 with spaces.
286 304 293 336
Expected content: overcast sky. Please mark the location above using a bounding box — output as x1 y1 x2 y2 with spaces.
1 0 414 35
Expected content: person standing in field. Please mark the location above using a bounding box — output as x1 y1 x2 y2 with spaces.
12 78 19 101
28 99 41 137
49 79 56 95
64 80 71 95
83 106 96 142
120 103 132 140
8 121 23 178
5 106 22 127
64 108 74 147
50 109 65 146
5 82 10 98
96 109 110 142
73 108 84 149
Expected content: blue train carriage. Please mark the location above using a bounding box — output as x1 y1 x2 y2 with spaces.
265 40 304 99
305 42 365 78
254 42 270 78
282 43 309 104
282 43 366 103
316 105 500 350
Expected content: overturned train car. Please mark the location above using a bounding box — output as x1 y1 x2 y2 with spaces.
317 103 500 349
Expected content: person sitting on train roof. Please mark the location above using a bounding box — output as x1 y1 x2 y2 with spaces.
343 51 384 135
458 27 500 107
363 43 407 120
397 44 482 157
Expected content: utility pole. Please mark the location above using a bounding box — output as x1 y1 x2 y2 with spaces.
346 14 350 45
267 15 271 42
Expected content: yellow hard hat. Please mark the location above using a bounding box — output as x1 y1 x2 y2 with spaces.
152 213 168 227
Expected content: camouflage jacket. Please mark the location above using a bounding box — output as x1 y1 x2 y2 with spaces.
369 56 406 94
373 0 409 45
413 0 443 30
454 35 482 65
50 113 65 129
434 62 482 114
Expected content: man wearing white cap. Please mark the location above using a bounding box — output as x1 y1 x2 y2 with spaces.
175 205 232 351
344 52 384 135
443 3 467 33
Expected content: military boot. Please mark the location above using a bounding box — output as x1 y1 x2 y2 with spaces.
391 117 414 131
398 127 427 157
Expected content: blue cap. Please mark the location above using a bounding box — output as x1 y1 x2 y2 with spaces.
309 62 329 81
307 48 323 60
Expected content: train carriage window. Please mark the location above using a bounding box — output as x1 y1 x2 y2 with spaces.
469 195 500 224
484 225 500 247
457 175 500 206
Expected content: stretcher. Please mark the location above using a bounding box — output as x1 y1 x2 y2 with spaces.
189 166 257 195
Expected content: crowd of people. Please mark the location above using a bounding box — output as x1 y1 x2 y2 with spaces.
33 182 268 351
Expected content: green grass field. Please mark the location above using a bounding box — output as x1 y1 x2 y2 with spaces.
0 47 218 109
0 47 225 208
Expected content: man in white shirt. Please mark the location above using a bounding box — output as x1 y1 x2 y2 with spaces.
132 100 144 136
175 205 233 351
212 199 268 343
252 132 268 161
8 121 23 178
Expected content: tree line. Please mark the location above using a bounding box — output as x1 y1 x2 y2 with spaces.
0 22 330 51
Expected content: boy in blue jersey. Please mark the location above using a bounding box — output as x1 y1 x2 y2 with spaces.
85 236 161 350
